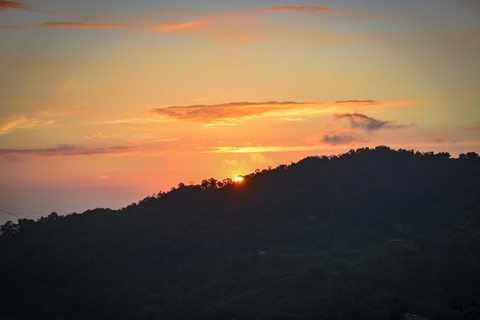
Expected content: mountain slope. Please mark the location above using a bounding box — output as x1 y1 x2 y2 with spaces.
1 146 479 320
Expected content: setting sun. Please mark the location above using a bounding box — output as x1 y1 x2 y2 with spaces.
234 176 244 183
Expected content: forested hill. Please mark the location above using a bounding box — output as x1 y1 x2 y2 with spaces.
1 146 480 320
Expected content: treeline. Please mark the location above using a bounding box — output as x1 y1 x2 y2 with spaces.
0 146 479 320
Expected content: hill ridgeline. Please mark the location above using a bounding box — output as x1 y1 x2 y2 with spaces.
1 146 479 320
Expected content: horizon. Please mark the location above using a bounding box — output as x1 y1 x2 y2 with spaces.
0 146 477 224
1 0 479 223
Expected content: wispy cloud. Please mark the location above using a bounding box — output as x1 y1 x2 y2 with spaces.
209 145 323 153
152 101 310 123
0 144 137 156
0 116 54 135
92 115 171 125
0 4 338 34
156 20 205 32
334 100 418 108
36 22 124 29
243 6 335 14
0 0 33 11
333 113 415 131
151 101 349 124
84 133 118 140
144 5 336 36
151 100 412 124
0 25 27 29
222 153 272 166
223 158 247 166
335 100 377 105
250 153 271 164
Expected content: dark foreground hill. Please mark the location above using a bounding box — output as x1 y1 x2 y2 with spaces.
1 146 479 320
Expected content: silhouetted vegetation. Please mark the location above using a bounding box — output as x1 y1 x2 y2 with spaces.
1 146 479 319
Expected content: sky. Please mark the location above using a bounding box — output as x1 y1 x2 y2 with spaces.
1 0 479 223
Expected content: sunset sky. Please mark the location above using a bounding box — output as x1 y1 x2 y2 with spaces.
1 0 479 223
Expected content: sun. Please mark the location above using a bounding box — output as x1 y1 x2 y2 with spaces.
234 176 244 183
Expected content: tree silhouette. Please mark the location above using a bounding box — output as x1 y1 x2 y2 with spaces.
1 146 479 320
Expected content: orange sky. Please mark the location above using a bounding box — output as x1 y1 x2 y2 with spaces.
1 0 479 222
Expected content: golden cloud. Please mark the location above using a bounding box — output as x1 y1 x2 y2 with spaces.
151 100 413 124
209 145 323 153
156 20 205 32
0 116 54 135
152 101 320 123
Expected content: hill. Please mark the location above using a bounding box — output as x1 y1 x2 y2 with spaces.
1 146 479 320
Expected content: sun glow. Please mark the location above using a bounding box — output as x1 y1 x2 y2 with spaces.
234 176 244 183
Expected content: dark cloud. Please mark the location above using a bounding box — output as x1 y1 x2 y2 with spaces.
333 113 415 132
334 113 388 131
460 124 480 131
312 112 414 146
152 101 309 122
320 132 368 145
0 144 136 156
0 0 32 11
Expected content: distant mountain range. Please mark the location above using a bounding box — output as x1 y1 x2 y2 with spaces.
1 146 479 320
